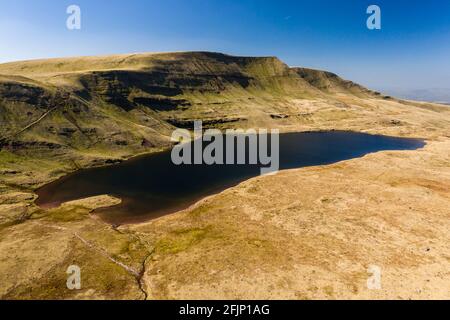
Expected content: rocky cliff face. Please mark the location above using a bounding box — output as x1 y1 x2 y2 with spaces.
0 52 377 148
293 67 378 96
0 52 387 188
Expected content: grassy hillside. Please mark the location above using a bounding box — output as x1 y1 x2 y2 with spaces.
1 52 450 300
1 51 448 190
0 52 384 188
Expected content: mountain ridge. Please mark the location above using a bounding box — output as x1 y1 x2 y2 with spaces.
0 51 448 191
0 51 379 149
0 51 377 95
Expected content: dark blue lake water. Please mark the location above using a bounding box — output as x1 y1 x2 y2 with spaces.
36 131 424 225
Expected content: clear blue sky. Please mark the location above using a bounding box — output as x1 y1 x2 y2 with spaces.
1 0 449 90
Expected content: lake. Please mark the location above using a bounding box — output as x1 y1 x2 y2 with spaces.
35 131 425 225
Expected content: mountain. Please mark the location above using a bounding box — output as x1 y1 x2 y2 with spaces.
1 50 448 189
0 52 388 187
1 52 450 300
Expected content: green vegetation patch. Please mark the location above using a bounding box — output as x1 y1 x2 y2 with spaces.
45 206 89 223
155 226 215 255
0 150 26 164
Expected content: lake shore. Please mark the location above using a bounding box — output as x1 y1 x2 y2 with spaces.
1 95 449 299
34 131 425 225
126 137 450 299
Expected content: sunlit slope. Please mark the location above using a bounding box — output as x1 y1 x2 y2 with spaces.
0 52 448 189
0 51 376 140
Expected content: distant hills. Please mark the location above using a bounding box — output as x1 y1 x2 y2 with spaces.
378 87 450 104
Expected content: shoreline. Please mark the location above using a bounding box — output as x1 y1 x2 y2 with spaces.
33 130 427 226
